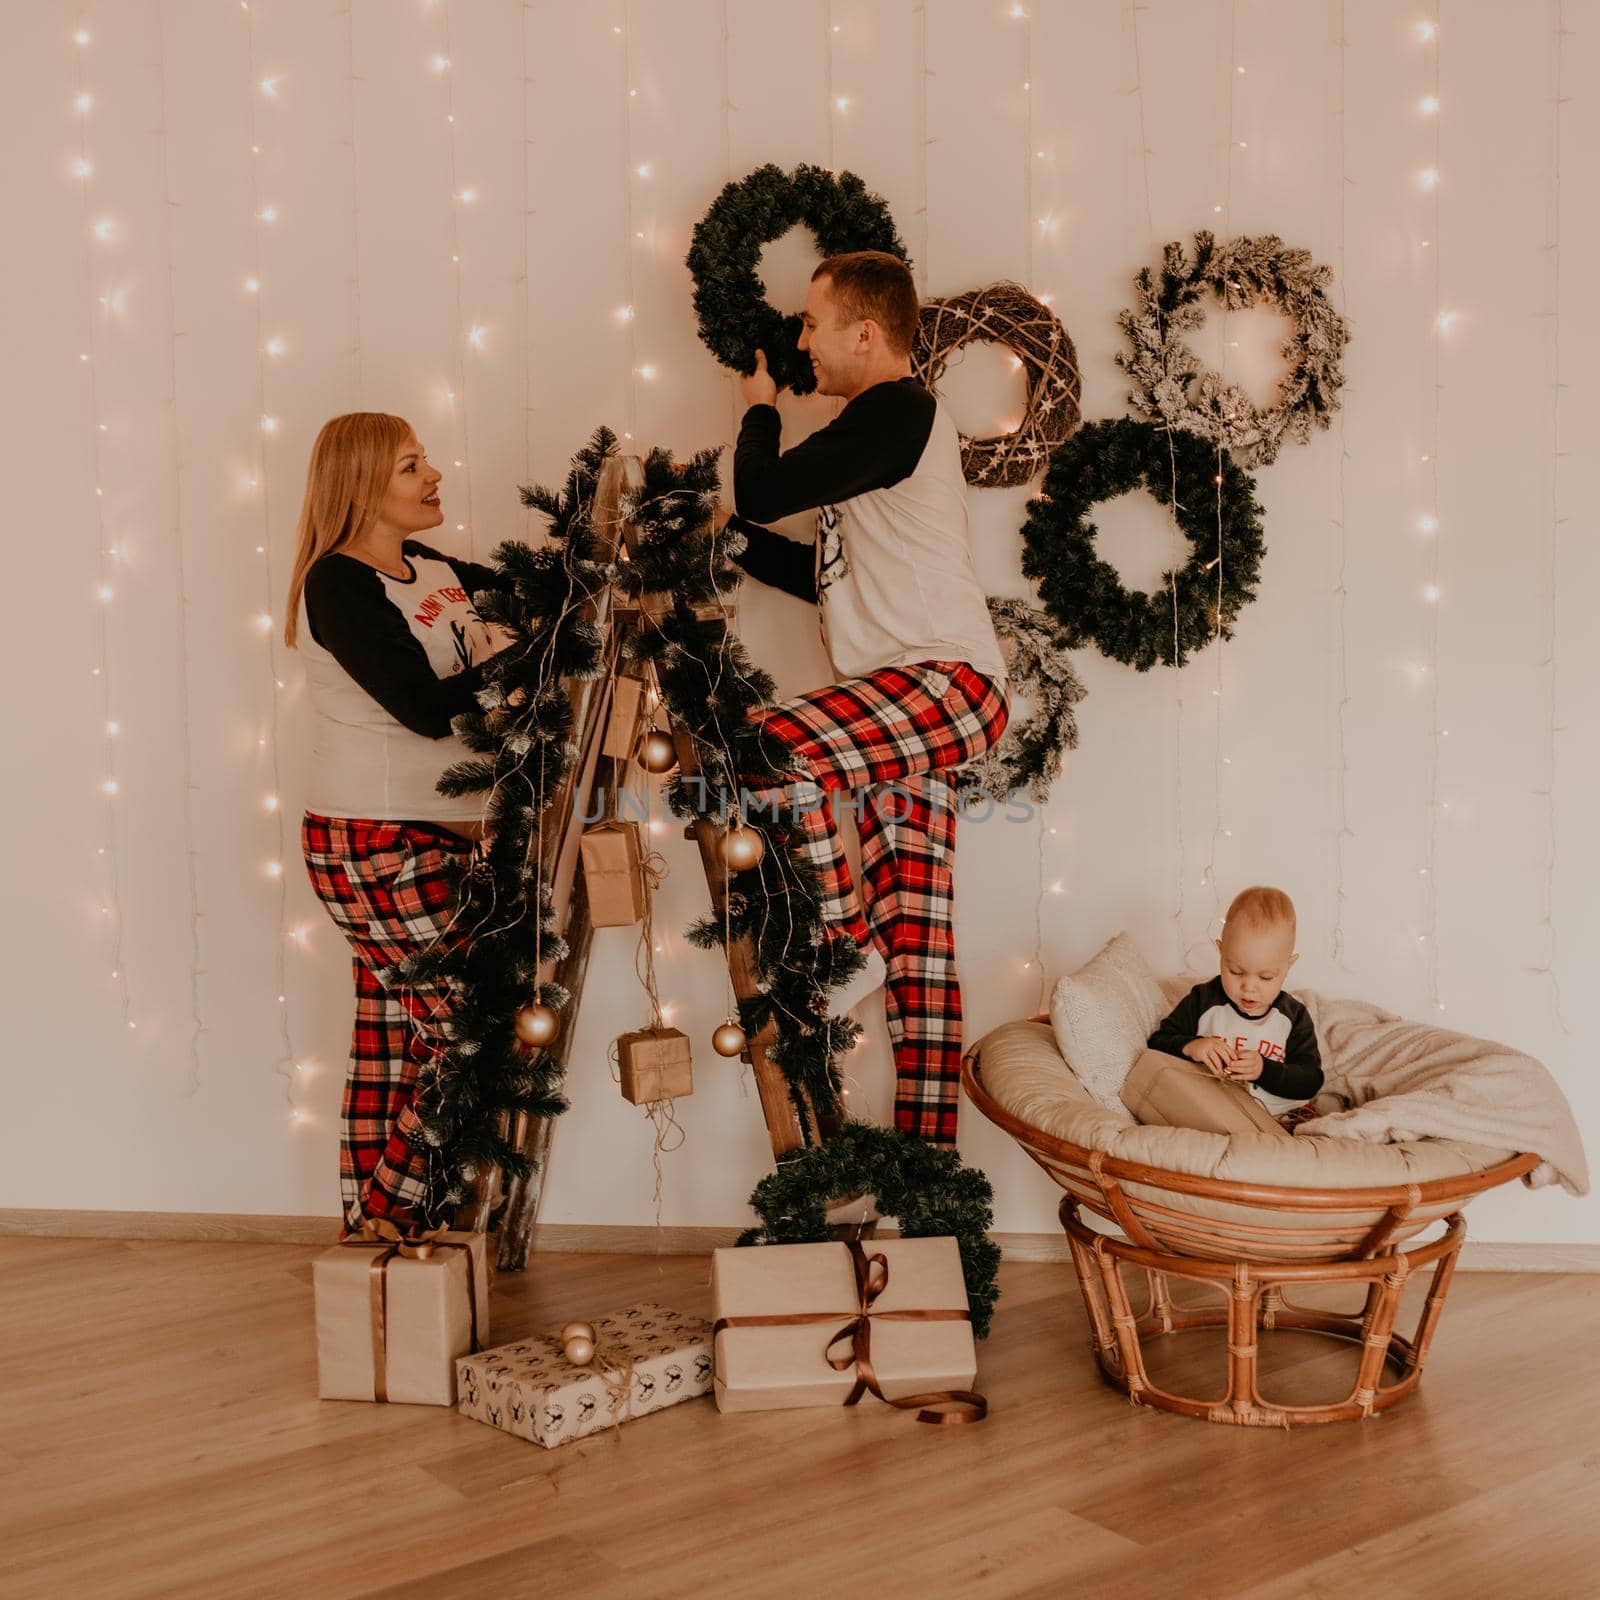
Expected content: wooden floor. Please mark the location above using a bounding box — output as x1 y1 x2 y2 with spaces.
2 1238 1597 1600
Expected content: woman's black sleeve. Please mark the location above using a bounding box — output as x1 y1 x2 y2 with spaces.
304 559 489 739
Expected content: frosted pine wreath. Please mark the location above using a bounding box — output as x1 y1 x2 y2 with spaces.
686 163 910 396
1019 417 1265 672
911 282 1082 488
736 1122 1002 1339
956 598 1085 803
1117 230 1350 467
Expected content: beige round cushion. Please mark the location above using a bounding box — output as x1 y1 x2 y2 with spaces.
980 1019 1514 1188
975 1020 1515 1257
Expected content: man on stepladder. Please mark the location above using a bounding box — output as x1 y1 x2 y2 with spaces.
717 250 1010 1147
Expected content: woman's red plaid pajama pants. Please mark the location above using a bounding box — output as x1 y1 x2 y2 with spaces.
747 660 1009 1146
302 814 472 1233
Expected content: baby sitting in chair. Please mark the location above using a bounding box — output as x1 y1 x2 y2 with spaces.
1122 886 1324 1137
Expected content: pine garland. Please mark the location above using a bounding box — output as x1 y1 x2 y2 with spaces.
686 163 910 396
1117 230 1350 467
737 1122 1002 1339
957 597 1086 803
393 428 622 1225
1019 417 1266 672
615 445 866 1135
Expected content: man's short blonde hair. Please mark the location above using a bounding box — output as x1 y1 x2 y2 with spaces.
1223 886 1297 940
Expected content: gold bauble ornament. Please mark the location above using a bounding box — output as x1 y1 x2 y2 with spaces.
712 1021 748 1058
559 1319 595 1346
562 1333 595 1366
717 824 766 872
638 729 678 774
514 1001 560 1049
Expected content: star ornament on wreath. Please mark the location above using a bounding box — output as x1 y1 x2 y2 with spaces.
686 163 910 396
1019 417 1266 672
1116 230 1350 467
911 282 1082 488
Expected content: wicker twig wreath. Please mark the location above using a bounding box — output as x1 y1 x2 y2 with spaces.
736 1122 1001 1339
686 163 910 397
957 598 1085 803
911 282 1082 488
1117 230 1350 467
1019 417 1265 672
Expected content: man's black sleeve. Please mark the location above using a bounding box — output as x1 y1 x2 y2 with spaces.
304 558 489 739
1147 982 1215 1057
732 382 933 523
725 514 817 603
1259 998 1324 1101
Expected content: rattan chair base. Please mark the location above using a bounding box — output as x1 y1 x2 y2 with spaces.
1061 1196 1464 1426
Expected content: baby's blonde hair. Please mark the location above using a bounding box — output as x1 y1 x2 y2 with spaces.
1223 885 1296 941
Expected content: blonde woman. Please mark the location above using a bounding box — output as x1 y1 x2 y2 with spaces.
286 413 508 1234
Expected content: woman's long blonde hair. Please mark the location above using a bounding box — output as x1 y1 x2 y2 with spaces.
283 411 413 647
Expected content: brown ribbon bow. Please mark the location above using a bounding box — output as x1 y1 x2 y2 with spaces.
339 1220 484 1402
713 1240 987 1426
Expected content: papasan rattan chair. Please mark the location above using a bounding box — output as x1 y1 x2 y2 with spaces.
963 1018 1538 1427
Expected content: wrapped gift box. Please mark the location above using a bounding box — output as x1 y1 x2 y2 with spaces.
601 669 652 761
710 1237 976 1413
456 1303 713 1448
580 820 647 927
314 1231 491 1407
617 1025 693 1104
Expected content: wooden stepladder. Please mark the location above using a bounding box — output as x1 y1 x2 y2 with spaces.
471 456 817 1270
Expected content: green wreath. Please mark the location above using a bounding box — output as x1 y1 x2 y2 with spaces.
736 1123 1001 1338
686 163 910 396
1020 416 1265 671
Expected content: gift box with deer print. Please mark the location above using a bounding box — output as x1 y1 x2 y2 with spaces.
455 1302 713 1449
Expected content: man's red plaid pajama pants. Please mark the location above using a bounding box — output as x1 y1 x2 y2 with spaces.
302 814 472 1233
746 660 1009 1146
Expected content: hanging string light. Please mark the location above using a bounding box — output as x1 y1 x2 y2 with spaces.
154 1 206 1086
615 6 643 446
430 2 479 556
69 16 134 1032
1198 0 1242 944
1322 9 1358 974
1531 1 1570 1032
1416 2 1446 1015
1127 0 1197 963
242 1 302 1109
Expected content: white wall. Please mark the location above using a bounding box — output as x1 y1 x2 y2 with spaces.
5 0 1594 1246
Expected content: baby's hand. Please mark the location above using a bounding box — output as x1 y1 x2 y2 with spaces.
1183 1036 1233 1075
1225 1050 1264 1083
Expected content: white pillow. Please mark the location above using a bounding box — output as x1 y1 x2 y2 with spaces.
1049 933 1170 1112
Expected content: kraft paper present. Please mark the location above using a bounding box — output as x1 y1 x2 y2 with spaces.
456 1303 713 1448
601 671 651 761
314 1230 490 1407
710 1237 977 1414
617 1025 693 1104
580 820 647 927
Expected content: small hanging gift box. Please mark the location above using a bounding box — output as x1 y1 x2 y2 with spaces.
313 1226 491 1407
580 820 647 928
457 1303 713 1449
601 668 653 761
616 1025 693 1104
710 1237 983 1422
